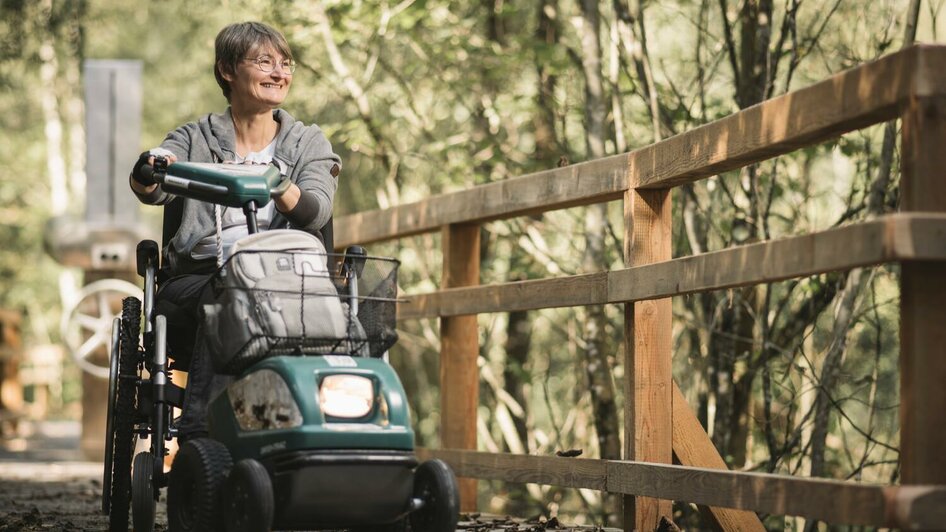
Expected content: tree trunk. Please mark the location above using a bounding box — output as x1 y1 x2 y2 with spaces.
534 0 561 164
806 0 921 497
499 0 563 451
613 0 665 141
39 0 68 217
736 0 772 110
577 0 622 524
705 0 774 469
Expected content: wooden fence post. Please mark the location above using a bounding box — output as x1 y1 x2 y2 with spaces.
623 188 673 529
899 95 946 485
440 223 481 511
0 310 23 435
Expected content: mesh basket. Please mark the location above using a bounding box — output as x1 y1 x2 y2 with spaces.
202 250 400 374
347 255 400 357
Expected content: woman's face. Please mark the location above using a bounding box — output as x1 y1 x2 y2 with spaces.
224 44 293 111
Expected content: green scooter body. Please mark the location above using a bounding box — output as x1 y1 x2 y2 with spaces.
207 355 414 459
163 162 423 527
206 355 418 528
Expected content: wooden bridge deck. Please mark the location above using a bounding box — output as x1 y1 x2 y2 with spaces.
458 515 621 531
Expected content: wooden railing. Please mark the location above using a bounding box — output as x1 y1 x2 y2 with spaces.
336 45 946 530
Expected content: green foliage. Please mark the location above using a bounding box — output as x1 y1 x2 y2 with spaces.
0 0 72 333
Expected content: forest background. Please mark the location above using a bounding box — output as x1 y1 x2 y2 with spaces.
2 0 945 529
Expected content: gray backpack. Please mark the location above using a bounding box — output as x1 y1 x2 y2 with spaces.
202 230 366 374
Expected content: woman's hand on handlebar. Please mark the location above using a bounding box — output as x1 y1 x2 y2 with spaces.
130 151 178 194
272 179 301 213
270 175 293 198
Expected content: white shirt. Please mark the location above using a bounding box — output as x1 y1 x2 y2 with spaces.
191 140 278 261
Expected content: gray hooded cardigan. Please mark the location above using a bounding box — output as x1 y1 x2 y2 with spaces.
134 108 341 276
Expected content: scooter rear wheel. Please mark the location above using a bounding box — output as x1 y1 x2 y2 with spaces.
107 297 141 532
168 438 232 532
132 451 157 532
102 316 120 516
409 459 459 532
222 459 274 532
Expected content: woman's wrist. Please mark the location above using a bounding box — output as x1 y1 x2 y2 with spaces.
278 185 321 228
129 174 158 195
273 182 301 212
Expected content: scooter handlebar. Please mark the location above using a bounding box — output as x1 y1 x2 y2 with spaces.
138 158 230 198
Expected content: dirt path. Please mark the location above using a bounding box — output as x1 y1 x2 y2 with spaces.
0 420 150 531
0 421 617 532
0 461 135 531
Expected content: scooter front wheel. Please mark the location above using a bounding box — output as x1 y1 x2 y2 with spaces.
409 459 459 532
168 438 232 532
132 451 157 531
222 459 274 532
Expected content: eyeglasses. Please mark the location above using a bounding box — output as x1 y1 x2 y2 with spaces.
244 55 296 74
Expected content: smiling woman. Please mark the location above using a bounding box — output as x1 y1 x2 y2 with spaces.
126 21 343 443
227 53 294 115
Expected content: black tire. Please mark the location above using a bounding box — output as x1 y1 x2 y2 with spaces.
132 451 157 532
409 459 459 532
108 297 141 532
222 459 274 532
168 438 232 532
102 316 120 515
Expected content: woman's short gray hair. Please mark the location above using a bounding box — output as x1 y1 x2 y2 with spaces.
214 22 293 102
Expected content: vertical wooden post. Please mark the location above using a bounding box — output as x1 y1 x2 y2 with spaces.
899 95 946 485
80 61 143 461
623 188 673 530
440 223 481 511
0 310 24 435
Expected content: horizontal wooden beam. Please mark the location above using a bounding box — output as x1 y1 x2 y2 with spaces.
336 46 946 247
398 272 608 320
418 447 946 529
335 155 628 247
605 460 934 529
634 45 946 189
607 212 946 301
417 447 608 491
397 214 946 320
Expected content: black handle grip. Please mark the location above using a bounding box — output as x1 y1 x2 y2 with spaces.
343 246 368 278
136 240 159 278
135 156 169 185
138 164 156 183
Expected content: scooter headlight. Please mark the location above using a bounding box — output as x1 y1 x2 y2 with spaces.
319 374 374 419
228 369 302 431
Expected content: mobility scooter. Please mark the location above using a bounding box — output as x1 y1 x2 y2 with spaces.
101 158 459 531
